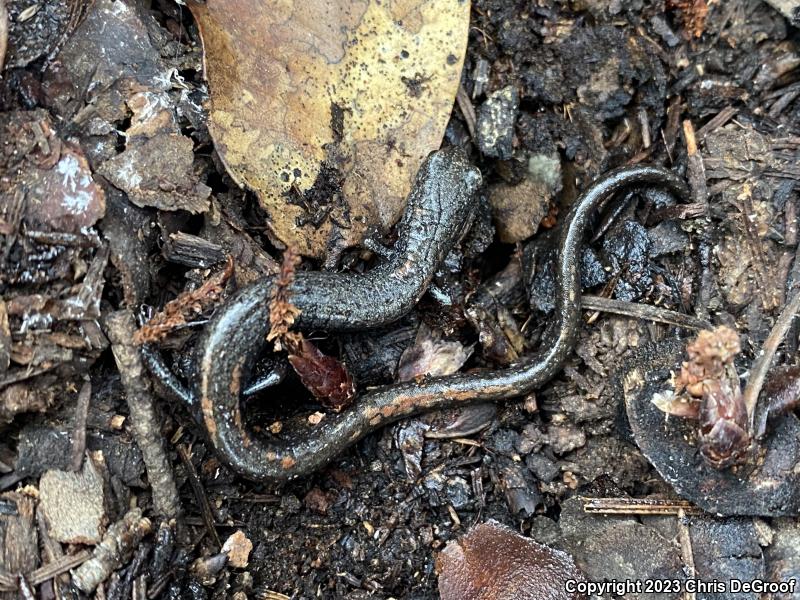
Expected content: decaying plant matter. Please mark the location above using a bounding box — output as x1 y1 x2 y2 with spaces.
3 0 800 596
653 326 751 467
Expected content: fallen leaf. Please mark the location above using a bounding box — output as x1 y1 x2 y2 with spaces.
437 520 587 600
190 0 470 258
43 0 173 123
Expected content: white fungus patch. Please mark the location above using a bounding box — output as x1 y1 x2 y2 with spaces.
56 154 97 215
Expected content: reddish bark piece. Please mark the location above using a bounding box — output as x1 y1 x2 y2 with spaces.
33 143 106 233
437 520 587 600
0 111 105 233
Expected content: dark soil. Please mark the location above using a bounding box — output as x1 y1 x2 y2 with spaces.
1 0 799 599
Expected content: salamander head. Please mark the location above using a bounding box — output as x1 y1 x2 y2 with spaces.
405 145 482 241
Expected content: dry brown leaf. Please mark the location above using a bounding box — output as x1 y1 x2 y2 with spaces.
437 520 587 600
98 134 211 214
189 0 470 259
396 323 472 382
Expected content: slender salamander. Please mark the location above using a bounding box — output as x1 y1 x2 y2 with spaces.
168 153 688 480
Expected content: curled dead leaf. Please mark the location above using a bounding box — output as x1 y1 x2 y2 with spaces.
190 0 470 259
396 323 472 382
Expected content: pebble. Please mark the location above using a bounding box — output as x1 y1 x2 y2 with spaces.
476 86 519 159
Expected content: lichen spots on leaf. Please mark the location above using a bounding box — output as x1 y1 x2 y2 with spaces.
189 0 470 259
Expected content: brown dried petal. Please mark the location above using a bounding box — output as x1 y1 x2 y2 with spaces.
288 335 355 411
651 391 702 419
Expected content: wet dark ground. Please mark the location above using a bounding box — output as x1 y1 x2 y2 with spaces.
1 0 800 598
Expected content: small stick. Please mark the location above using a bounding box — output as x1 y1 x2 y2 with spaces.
0 569 16 592
71 509 152 594
682 120 709 210
677 509 697 600
582 497 704 515
695 106 737 140
28 550 90 586
582 295 712 330
105 310 180 519
177 444 221 549
456 84 477 139
18 574 35 600
70 380 92 472
742 288 800 432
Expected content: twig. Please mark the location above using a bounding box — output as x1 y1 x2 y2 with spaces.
456 84 477 139
70 380 92 472
677 509 697 600
581 295 712 330
742 288 800 432
682 120 709 210
28 550 91 586
695 106 737 140
177 444 221 549
105 310 180 519
71 508 152 594
581 497 704 516
18 574 35 600
0 569 15 592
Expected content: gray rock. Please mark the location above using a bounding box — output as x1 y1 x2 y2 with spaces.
688 516 764 600
476 86 519 159
526 453 559 483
